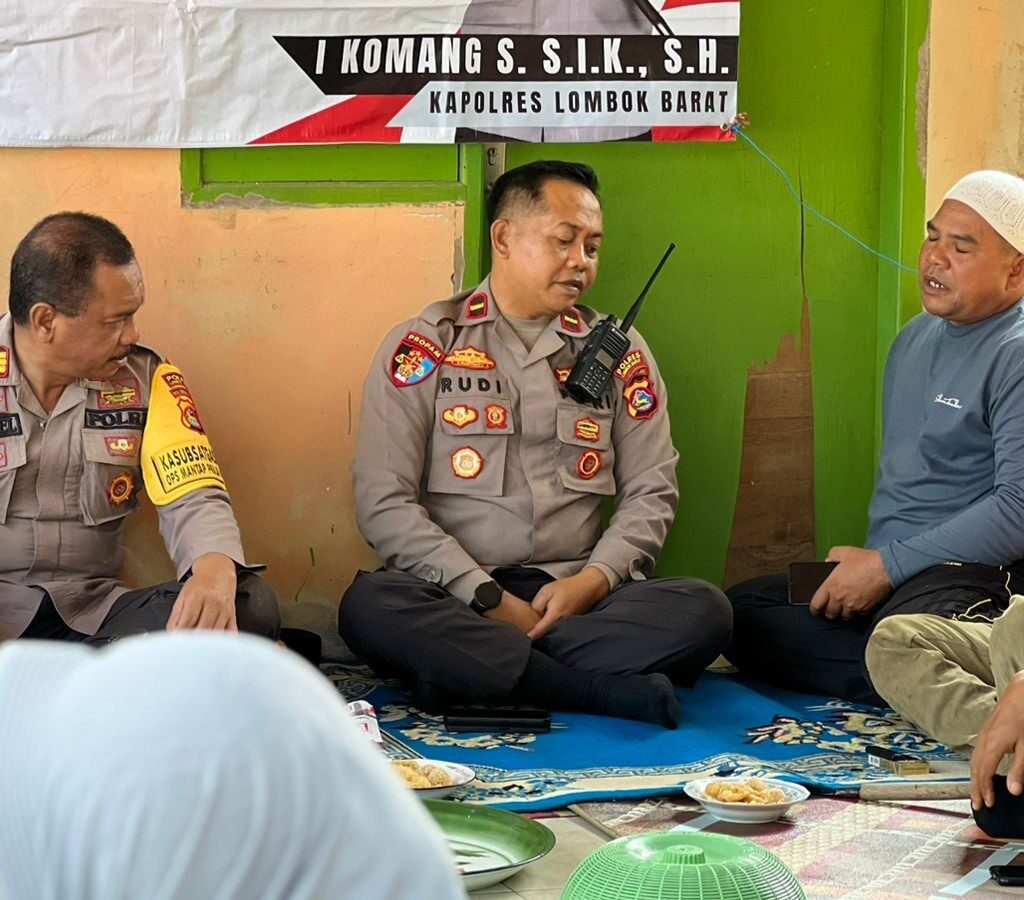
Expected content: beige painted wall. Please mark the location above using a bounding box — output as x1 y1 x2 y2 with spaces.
0 148 462 654
927 0 1024 209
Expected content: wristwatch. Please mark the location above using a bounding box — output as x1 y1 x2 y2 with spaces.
470 580 503 615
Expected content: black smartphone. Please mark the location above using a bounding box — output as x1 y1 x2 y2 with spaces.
788 561 839 605
443 705 551 733
990 864 1024 886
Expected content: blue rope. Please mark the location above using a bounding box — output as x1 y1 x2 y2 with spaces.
731 124 917 274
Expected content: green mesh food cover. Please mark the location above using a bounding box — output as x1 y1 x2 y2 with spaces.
561 832 806 900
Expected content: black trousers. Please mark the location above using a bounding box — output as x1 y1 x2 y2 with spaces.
725 563 1024 704
21 572 281 643
338 566 732 701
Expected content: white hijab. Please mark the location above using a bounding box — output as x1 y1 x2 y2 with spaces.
0 633 466 900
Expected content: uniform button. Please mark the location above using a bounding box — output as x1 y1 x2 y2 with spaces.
425 566 440 583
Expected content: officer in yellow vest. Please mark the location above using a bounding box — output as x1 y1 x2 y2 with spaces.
0 212 279 641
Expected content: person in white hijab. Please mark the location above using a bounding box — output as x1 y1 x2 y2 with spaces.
0 633 467 900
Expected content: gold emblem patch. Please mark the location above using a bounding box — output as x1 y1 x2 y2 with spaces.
485 404 508 429
451 446 483 479
107 472 135 505
99 382 138 408
105 436 137 456
442 405 479 429
575 417 600 442
576 450 602 480
444 347 496 370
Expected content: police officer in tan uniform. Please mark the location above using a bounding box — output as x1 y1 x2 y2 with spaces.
0 212 279 642
339 161 730 728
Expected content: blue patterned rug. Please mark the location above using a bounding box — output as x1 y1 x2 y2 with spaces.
323 665 967 812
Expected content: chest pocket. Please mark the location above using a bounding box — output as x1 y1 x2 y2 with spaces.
556 402 616 496
0 437 28 525
80 429 142 525
427 396 514 497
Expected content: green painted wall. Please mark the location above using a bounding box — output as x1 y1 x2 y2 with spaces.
506 0 927 586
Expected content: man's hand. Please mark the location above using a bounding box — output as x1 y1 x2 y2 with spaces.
485 592 541 635
972 672 1024 810
167 553 238 632
809 546 891 620
527 567 610 640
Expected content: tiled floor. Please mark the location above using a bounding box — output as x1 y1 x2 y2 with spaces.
468 816 608 899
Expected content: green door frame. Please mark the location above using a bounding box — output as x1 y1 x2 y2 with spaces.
875 0 930 458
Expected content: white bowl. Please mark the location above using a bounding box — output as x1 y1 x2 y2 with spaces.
683 777 810 824
391 758 476 800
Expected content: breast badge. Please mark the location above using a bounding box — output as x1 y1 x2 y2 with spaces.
444 347 495 370
574 417 600 442
576 450 602 480
485 404 508 429
98 376 140 409
107 472 135 505
442 405 479 429
391 331 444 388
105 436 137 456
450 446 483 479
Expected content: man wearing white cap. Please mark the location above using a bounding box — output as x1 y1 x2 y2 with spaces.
726 170 1024 710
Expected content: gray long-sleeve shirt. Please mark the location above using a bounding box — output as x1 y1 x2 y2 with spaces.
868 299 1024 586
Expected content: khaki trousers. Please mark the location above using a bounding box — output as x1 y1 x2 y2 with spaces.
865 596 1024 756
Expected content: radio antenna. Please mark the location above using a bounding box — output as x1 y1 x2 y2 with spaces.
621 243 675 334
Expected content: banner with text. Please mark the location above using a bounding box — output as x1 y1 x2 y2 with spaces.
0 0 740 146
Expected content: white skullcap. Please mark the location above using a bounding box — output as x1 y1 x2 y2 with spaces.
944 170 1024 253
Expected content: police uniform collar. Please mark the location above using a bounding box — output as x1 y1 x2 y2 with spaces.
0 314 19 386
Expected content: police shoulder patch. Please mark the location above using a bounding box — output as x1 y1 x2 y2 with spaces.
623 373 659 420
391 331 444 387
614 349 647 383
141 363 226 507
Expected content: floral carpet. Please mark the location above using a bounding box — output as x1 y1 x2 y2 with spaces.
324 664 967 813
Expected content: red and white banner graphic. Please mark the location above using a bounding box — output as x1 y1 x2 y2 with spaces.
0 0 740 146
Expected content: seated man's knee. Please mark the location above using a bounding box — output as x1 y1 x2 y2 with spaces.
864 615 917 683
235 573 281 639
656 578 732 655
991 595 1024 655
338 570 418 639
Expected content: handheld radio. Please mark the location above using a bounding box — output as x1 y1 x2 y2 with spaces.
565 243 675 406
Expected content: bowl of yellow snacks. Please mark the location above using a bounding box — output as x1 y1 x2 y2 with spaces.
391 758 476 799
683 776 810 824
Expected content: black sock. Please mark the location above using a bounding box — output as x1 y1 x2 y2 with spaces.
516 650 679 729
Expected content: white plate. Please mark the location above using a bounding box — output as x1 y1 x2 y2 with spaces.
683 777 810 823
391 758 476 800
